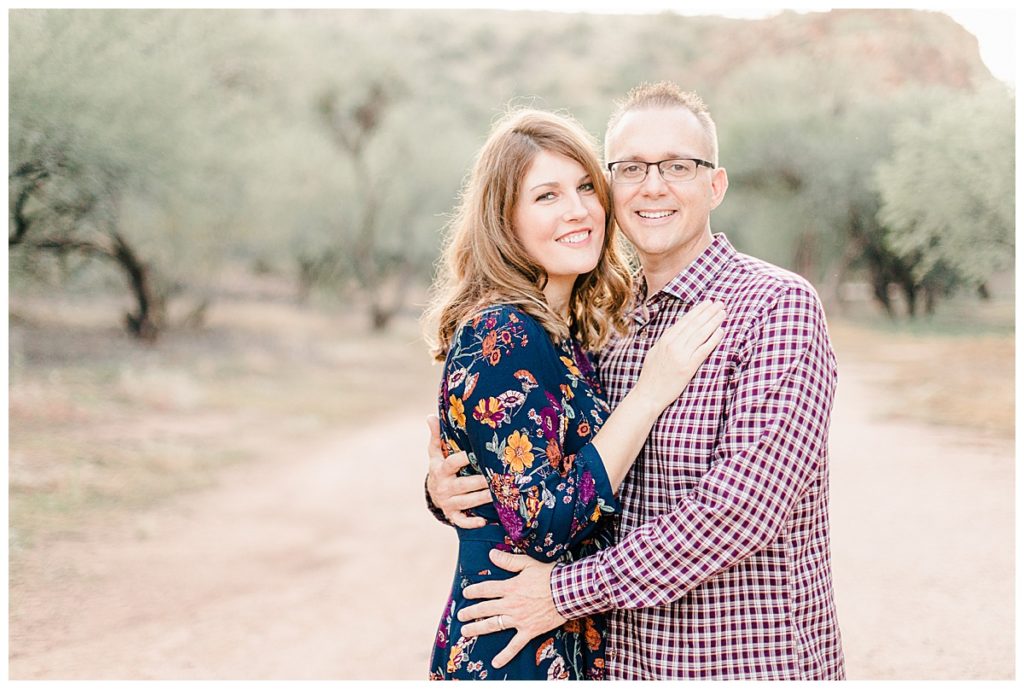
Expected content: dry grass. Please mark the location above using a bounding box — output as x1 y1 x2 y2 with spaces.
829 297 1014 437
9 292 440 552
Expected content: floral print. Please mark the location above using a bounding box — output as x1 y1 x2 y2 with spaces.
429 305 618 680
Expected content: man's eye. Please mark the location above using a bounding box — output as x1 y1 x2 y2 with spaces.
621 164 643 175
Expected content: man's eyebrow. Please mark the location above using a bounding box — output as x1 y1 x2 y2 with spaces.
614 153 687 161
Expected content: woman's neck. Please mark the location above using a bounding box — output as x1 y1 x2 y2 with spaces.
543 276 574 320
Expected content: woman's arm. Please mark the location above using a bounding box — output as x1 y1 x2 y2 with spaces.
592 300 725 491
443 303 724 560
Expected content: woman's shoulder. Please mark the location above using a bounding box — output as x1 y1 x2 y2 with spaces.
457 303 545 339
449 302 558 368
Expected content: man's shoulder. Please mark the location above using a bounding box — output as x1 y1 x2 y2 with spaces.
722 251 822 308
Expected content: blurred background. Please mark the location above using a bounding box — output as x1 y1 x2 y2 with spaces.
8 7 1014 680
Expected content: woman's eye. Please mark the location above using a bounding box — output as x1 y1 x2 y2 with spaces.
578 182 595 193
536 191 556 202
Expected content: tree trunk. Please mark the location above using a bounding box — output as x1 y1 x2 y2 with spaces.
110 231 164 341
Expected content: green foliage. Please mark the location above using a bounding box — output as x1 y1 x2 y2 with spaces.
875 84 1015 290
8 8 1010 332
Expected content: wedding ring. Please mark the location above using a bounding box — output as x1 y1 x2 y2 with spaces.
497 615 505 631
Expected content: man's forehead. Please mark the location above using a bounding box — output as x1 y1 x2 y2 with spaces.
605 106 704 158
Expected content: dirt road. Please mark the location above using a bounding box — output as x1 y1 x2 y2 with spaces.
8 363 1014 679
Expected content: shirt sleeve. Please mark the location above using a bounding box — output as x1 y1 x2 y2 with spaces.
550 284 837 617
443 306 619 563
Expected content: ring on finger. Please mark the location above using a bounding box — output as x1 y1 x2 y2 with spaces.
496 615 505 631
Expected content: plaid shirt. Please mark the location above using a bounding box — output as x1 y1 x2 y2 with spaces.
549 234 845 680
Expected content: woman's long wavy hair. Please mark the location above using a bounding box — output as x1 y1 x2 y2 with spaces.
424 108 634 362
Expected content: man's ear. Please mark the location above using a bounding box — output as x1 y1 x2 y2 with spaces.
709 166 729 211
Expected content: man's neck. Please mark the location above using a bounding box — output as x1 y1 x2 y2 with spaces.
640 232 713 296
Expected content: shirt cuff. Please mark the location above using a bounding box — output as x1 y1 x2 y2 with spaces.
576 443 620 515
550 551 612 619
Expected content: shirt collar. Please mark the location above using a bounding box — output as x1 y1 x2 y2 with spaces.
637 233 736 307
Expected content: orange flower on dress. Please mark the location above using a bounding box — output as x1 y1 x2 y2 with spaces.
524 489 543 522
536 638 555 664
449 394 466 429
481 331 498 358
503 430 534 473
473 397 506 428
577 420 591 437
545 438 562 469
560 383 575 401
563 619 581 633
490 472 520 508
584 616 601 651
489 350 502 365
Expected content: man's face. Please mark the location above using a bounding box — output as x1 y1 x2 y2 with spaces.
605 107 728 273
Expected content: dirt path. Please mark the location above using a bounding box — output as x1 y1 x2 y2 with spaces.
9 366 1014 679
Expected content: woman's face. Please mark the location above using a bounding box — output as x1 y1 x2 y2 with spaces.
512 150 606 300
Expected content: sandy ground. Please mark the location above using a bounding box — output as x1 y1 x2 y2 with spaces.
8 363 1014 680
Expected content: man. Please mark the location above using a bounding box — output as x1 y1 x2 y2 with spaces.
426 82 844 680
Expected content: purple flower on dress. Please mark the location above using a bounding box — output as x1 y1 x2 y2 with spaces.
538 392 561 440
497 504 523 541
579 470 596 506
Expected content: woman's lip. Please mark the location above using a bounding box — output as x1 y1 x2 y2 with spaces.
555 228 593 243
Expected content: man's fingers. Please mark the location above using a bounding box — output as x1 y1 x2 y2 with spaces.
463 578 506 600
449 488 491 512
456 599 500 623
425 416 443 460
489 548 529 573
445 450 471 472
491 632 531 669
449 512 487 529
454 474 488 493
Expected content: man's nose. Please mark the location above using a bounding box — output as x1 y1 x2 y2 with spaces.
640 164 668 195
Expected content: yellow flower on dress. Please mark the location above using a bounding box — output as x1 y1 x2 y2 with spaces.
503 430 534 473
449 394 466 429
473 397 506 428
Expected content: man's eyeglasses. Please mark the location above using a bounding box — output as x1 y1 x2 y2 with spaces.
607 158 715 184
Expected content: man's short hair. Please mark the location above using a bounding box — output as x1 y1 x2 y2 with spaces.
606 81 719 166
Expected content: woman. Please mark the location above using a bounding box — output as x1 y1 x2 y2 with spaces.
423 109 724 680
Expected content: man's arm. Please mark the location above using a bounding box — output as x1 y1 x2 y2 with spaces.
551 283 836 617
457 284 837 666
424 415 490 529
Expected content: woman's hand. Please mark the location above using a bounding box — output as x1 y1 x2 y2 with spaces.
634 300 726 411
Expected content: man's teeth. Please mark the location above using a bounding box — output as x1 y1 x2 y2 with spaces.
558 231 589 244
638 210 675 219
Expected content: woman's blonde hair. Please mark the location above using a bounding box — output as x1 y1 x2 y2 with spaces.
424 108 633 362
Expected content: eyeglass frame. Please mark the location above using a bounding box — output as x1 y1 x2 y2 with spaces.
606 157 716 184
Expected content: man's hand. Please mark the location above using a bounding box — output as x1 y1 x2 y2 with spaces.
426 416 490 528
457 549 567 668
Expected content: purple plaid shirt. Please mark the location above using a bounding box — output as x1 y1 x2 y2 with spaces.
549 234 845 680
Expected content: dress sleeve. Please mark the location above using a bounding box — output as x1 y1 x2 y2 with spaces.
550 284 837 617
443 306 619 563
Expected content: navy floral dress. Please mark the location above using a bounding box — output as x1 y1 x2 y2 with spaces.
429 304 619 681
